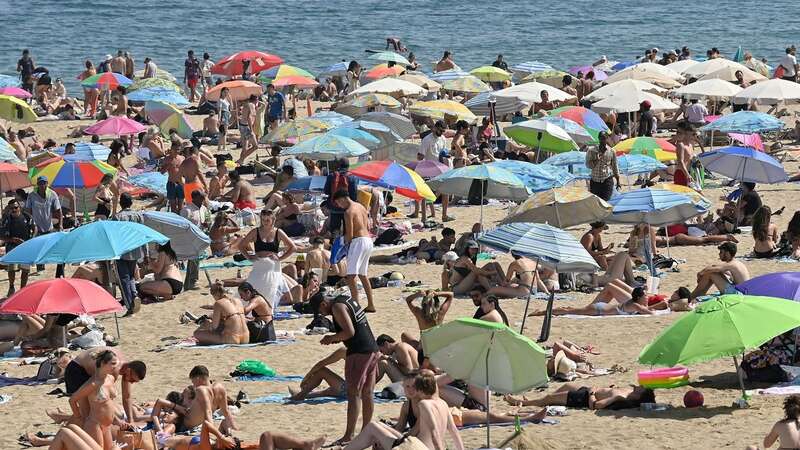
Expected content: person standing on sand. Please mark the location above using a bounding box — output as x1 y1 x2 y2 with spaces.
110 50 126 74
161 141 185 213
179 144 208 207
17 49 35 94
123 52 134 79
2 198 33 297
184 50 201 103
238 94 258 164
201 52 214 89
673 121 696 186
181 190 210 291
333 190 376 313
265 83 286 131
78 60 98 118
143 57 157 79
114 193 144 316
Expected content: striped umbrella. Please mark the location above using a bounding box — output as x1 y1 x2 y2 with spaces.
614 137 676 162
511 61 554 74
501 186 612 228
128 78 182 93
657 184 711 210
350 160 435 201
263 118 331 143
0 137 22 163
548 106 610 140
349 93 401 108
310 111 353 127
489 160 576 193
359 112 416 139
144 101 194 139
470 66 512 82
429 69 471 82
83 116 148 136
133 68 177 82
127 87 189 105
281 134 370 161
406 160 450 179
538 116 595 144
323 128 381 148
318 61 348 77
30 159 117 189
369 51 411 66
543 151 590 179
0 75 21 88
442 75 491 93
337 120 401 147
617 154 667 176
409 100 477 122
259 64 314 82
465 91 529 116
81 72 133 90
54 143 111 161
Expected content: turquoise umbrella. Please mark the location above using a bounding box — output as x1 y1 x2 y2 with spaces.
41 221 168 264
543 151 590 179
281 134 370 161
324 127 381 149
0 232 68 264
489 160 576 193
0 137 22 163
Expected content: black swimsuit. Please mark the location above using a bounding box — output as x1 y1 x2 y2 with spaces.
254 228 280 253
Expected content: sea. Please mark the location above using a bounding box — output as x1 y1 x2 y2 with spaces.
1 0 799 94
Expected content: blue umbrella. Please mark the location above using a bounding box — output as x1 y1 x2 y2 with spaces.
617 154 667 176
488 160 576 193
324 128 381 148
141 211 211 260
698 146 787 184
337 120 401 146
0 75 21 88
128 172 167 196
0 137 22 163
429 69 471 82
510 61 554 74
607 188 705 226
127 87 189 105
42 221 168 263
0 232 68 264
319 61 348 77
286 176 327 193
700 111 784 134
543 151 590 179
310 111 353 127
54 143 111 161
281 134 370 161
611 61 637 71
359 112 416 139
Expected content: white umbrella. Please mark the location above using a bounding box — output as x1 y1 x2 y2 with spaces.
586 79 666 101
590 90 679 114
616 62 684 81
699 66 767 84
347 77 427 98
603 68 682 89
666 59 699 74
732 79 800 105
493 81 575 104
683 58 752 78
673 79 744 99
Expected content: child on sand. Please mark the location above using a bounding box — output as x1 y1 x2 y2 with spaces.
747 395 800 449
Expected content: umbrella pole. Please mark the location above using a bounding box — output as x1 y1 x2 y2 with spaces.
535 133 543 163
485 335 492 449
733 355 748 400
480 180 485 230
665 226 671 259
519 260 539 334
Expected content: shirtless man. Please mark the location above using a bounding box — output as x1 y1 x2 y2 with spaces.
8 131 28 161
435 51 455 73
504 382 655 411
63 346 147 428
376 334 419 383
110 51 126 74
303 236 332 282
187 365 238 434
237 94 259 164
160 142 185 213
112 86 128 117
225 170 256 210
690 242 750 299
179 145 208 208
487 253 550 298
143 127 165 159
333 190 375 313
207 160 228 201
201 113 219 138
673 121 696 186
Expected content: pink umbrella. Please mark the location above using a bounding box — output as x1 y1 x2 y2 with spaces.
0 87 32 99
568 65 608 81
406 160 451 178
84 117 148 136
729 133 764 151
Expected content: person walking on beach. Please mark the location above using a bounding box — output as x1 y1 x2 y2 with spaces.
201 52 214 89
123 52 134 79
161 141 185 213
184 50 201 103
25 176 64 277
311 292 380 446
333 190 376 313
265 83 286 131
2 198 34 297
16 49 35 94
114 193 144 316
345 61 361 95
585 132 620 201
237 94 259 164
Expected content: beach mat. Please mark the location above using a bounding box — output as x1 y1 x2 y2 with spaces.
0 375 47 387
459 418 559 429
249 393 403 405
738 255 797 263
234 374 304 382
558 309 672 319
151 337 295 352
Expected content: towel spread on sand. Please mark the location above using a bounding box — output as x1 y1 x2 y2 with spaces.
249 393 403 405
151 337 295 352
458 418 559 429
0 376 47 387
559 309 672 319
234 374 304 382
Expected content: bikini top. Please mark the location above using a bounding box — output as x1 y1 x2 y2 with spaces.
254 227 280 253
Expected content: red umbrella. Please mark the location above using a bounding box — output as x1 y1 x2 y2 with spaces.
0 278 123 316
0 162 31 190
211 50 283 77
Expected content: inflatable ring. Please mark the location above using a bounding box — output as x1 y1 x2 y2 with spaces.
639 374 689 385
638 367 688 381
639 379 690 389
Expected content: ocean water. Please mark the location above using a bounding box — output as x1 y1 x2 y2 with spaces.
1 0 799 94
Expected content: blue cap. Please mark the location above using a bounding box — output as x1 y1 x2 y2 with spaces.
36 176 48 183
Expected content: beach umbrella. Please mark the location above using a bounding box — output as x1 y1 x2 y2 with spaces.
281 158 308 178
666 59 699 74
144 101 194 139
489 160 576 193
590 90 678 114
206 80 262 102
510 61 554 75
348 77 426 97
211 50 283 76
699 66 766 84
128 77 182 93
655 184 711 211
406 160 450 179
0 232 68 265
0 138 22 163
409 100 477 122
127 87 189 105
470 66 512 82
441 75 491 93
698 146 787 184
320 127 381 148
0 162 30 191
370 142 420 164
272 75 318 89
83 117 147 136
610 61 637 71
281 134 370 161
614 137 677 162
617 154 667 176
732 79 800 105
537 116 595 144
310 111 353 128
337 120 402 147
141 211 211 260
0 87 31 99
699 111 783 134
729 133 764 151
683 58 753 78
607 188 704 226
259 64 314 82
501 186 611 228
398 73 441 91
349 160 435 201
80 72 133 90
520 70 570 88
585 79 666 102
428 69 471 82
127 171 168 196
133 68 177 82
0 95 36 123
30 159 117 189
603 66 682 89
548 105 610 140
543 151 591 179
0 278 123 316
359 112 416 139
673 79 744 99
494 82 575 104
41 221 168 264
263 118 332 143
54 143 111 161
638 294 800 398
736 272 800 301
348 93 401 108
285 175 327 194
318 61 349 77
616 63 684 80
568 65 607 81
465 91 529 116
369 51 410 66
365 64 404 80
422 318 548 448
0 75 21 88
504 119 578 158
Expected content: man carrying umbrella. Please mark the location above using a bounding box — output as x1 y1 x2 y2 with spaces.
1 198 34 296
24 176 63 277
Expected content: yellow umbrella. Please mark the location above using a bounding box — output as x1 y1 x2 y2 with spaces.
470 65 512 82
501 186 611 228
349 93 401 108
521 70 570 88
0 95 37 123
409 100 477 122
263 118 332 143
442 75 491 93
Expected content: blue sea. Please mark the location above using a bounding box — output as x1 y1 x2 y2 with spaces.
1 0 799 93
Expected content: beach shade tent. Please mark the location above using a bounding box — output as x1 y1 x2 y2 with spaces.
127 171 168 196
489 160 576 193
211 50 283 77
321 128 381 148
0 232 68 265
0 138 23 163
428 69 471 82
683 58 755 79
336 120 402 147
141 211 211 260
673 79 744 100
310 111 353 128
398 73 441 91
520 70 571 88
406 160 450 179
547 106 610 139
133 68 177 82
126 87 189 105
603 67 682 89
83 117 148 136
282 134 370 161
568 65 608 81
359 112 416 139
365 64 405 80
30 159 117 189
128 77 182 93
614 137 677 162
699 111 784 134
617 154 667 176
736 272 800 301
510 61 555 76
348 93 401 109
501 186 611 228
370 142 420 165
285 176 327 194
80 72 133 90
699 66 767 84
0 87 32 99
590 90 679 114
732 79 800 105
470 66 512 82
503 119 579 160
537 116 595 145
0 278 123 316
665 59 699 74
318 61 349 78
493 82 576 104
421 318 548 448
54 143 111 161
543 151 590 179
698 146 787 184
0 74 21 88
144 101 194 139
441 76 491 93
638 294 800 399
607 188 705 226
206 80 263 102
347 77 427 98
585 79 667 102
349 160 435 201
263 118 332 143
0 94 37 123
465 91 529 116
369 51 410 66
409 100 478 122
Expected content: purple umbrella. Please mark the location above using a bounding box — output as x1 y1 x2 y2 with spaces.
736 272 800 301
406 160 450 179
567 65 608 81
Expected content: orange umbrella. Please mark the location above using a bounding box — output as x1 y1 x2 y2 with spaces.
206 80 263 102
211 50 283 77
272 76 319 88
366 64 404 80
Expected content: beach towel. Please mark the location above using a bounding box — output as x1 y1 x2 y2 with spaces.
458 418 559 430
151 337 295 352
739 254 797 263
0 375 48 387
274 311 307 321
199 260 253 270
233 374 304 382
558 309 672 319
249 392 403 405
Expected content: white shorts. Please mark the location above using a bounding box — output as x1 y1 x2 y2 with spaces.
346 237 373 276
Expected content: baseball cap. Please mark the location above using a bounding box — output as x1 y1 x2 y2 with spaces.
640 100 652 108
36 176 48 183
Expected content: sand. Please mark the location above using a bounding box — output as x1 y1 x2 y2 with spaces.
1 102 799 450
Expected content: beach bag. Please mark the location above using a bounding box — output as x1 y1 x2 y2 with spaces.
234 359 276 377
119 430 157 450
374 228 403 246
305 315 334 332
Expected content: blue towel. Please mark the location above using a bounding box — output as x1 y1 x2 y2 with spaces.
274 311 305 321
458 418 559 429
234 374 304 382
250 393 403 405
0 376 46 387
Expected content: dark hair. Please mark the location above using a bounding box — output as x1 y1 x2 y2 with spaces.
166 391 182 405
228 170 240 182
608 387 656 410
562 74 573 86
109 139 125 154
442 51 451 59
94 350 116 368
455 120 469 131
788 212 800 237
376 334 395 346
742 182 756 191
119 192 133 209
631 287 645 301
434 120 446 129
237 281 257 296
676 287 691 300
414 370 437 396
590 221 606 230
203 52 210 60
189 365 209 379
158 242 177 261
347 60 360 72
784 395 800 421
117 86 127 95
191 189 205 201
598 131 610 154
337 158 349 171
718 242 737 257
752 206 772 242
484 295 509 325
442 227 455 238
127 360 147 380
332 190 349 200
101 173 114 184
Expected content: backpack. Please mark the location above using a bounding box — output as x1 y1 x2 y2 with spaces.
330 172 350 196
374 228 403 246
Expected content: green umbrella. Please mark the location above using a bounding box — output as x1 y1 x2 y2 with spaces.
639 294 800 399
422 318 548 448
504 119 579 161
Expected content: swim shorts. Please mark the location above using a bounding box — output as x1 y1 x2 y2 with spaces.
346 236 373 276
166 181 184 201
239 125 253 140
64 360 91 395
344 351 379 394
566 387 591 408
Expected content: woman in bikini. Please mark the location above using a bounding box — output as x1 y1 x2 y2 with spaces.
442 242 504 294
476 295 510 324
530 283 655 317
208 212 242 257
238 281 276 343
400 290 453 348
137 243 184 301
68 350 122 450
93 174 115 219
752 206 779 258
239 210 297 308
450 120 469 169
164 419 324 450
106 139 129 176
77 60 98 118
193 282 249 345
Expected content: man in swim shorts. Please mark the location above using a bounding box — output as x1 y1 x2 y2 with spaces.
179 144 208 204
161 141 185 213
690 242 750 299
225 170 257 210
237 94 259 164
333 190 376 313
